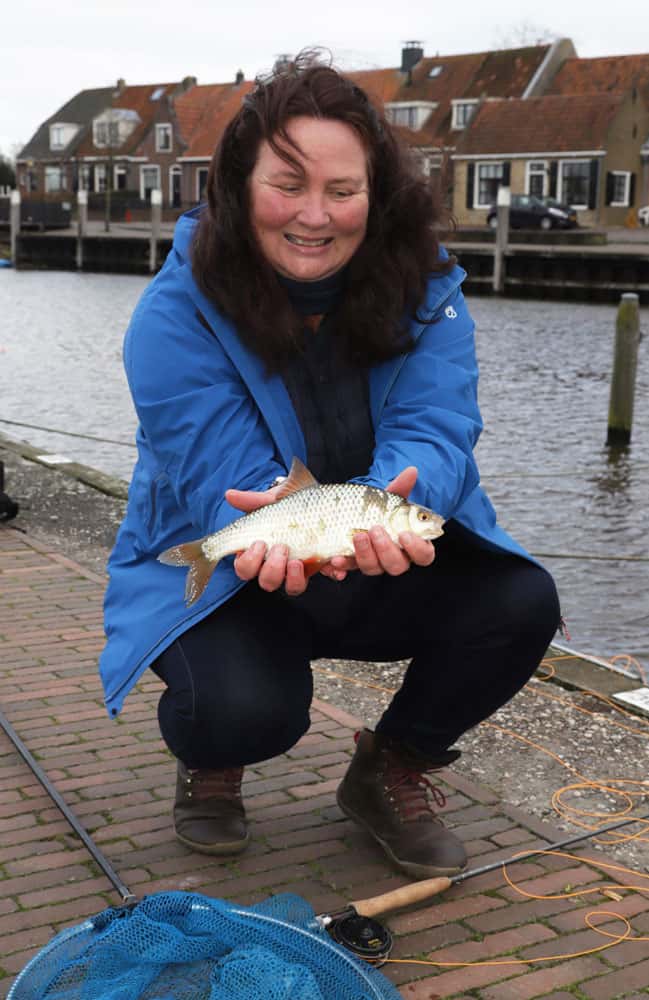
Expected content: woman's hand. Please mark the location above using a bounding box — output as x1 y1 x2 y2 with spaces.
327 466 436 579
225 482 310 596
224 465 435 594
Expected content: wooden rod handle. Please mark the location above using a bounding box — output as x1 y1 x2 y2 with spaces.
351 876 453 918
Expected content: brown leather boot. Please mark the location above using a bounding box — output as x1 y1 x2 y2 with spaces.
174 760 250 855
336 729 467 879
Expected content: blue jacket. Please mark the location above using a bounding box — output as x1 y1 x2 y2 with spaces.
99 210 532 716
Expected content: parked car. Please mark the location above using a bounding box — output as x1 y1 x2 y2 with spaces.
487 194 578 230
638 205 649 227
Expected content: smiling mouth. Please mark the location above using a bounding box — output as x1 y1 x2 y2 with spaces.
284 234 334 247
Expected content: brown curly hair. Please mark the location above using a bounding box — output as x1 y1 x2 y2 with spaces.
192 50 453 371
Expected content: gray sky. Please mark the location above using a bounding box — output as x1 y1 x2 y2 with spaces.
2 0 649 156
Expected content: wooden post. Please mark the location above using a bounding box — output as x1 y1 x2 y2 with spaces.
492 186 510 294
149 188 162 273
9 189 20 264
76 189 87 270
607 292 640 446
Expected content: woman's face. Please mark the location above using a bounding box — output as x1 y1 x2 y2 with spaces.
249 115 370 282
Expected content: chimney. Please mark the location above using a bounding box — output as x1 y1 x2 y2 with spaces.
401 41 424 74
115 78 126 95
235 69 244 85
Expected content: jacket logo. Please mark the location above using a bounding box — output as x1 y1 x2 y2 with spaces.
445 305 458 319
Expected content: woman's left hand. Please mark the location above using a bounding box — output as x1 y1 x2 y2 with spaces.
327 466 436 579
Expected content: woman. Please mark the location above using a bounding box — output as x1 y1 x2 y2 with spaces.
99 54 560 880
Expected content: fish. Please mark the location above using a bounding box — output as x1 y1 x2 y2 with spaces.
158 458 445 606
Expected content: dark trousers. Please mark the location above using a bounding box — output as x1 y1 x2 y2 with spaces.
151 525 560 769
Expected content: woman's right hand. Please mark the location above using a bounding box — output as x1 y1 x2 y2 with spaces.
225 483 315 596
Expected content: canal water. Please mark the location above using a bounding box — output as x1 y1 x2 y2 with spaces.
1 269 648 674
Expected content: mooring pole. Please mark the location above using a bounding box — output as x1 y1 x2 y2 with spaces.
493 186 510 294
149 188 162 273
76 189 87 271
9 189 20 265
607 292 640 446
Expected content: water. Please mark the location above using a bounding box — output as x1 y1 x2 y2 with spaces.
1 270 647 672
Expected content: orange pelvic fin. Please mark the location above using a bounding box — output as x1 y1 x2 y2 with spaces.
158 539 216 607
302 557 325 578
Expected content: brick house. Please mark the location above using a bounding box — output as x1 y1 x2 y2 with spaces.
451 91 648 226
15 87 115 199
451 52 649 226
16 78 196 209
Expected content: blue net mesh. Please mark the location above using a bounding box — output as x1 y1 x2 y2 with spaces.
9 892 402 1000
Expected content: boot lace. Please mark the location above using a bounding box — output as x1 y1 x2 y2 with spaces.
384 762 446 822
185 767 243 801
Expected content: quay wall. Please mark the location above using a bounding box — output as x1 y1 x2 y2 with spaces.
8 230 649 303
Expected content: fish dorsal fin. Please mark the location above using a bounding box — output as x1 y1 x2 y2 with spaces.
274 457 319 500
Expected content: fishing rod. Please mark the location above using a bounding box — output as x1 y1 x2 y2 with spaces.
2 699 647 963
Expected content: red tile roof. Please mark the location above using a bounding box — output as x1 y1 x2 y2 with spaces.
180 81 255 158
453 94 624 155
546 54 649 104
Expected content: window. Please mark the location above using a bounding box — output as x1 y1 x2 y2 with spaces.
50 125 65 150
94 119 120 148
196 167 209 201
428 65 442 78
526 161 547 198
140 164 160 200
150 86 165 101
79 164 92 191
476 163 504 208
94 164 107 193
452 101 478 130
610 171 631 206
44 166 64 192
384 102 436 130
559 161 590 208
155 123 173 152
114 164 128 191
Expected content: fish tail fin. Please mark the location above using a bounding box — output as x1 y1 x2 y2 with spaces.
158 539 217 607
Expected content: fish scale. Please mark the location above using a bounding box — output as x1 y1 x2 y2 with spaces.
203 483 403 563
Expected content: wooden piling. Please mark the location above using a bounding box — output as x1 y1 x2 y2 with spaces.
9 189 20 264
492 186 510 294
76 190 87 270
149 189 162 273
607 292 640 446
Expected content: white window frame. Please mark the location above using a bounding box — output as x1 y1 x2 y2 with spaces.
610 170 631 207
384 101 437 130
44 165 64 193
113 164 128 190
196 166 209 201
169 164 182 206
50 125 65 150
475 161 504 208
525 160 548 197
94 163 107 193
79 164 92 191
140 164 161 200
451 99 479 130
558 159 591 210
155 123 173 153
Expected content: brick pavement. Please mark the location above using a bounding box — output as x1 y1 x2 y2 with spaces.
1 524 648 998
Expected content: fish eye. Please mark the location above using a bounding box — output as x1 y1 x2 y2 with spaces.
417 510 431 522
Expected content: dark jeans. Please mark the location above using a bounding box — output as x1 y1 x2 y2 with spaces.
151 525 560 769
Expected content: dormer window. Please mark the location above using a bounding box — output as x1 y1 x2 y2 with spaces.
48 122 79 151
93 109 140 149
451 100 479 130
384 101 437 130
155 123 173 152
